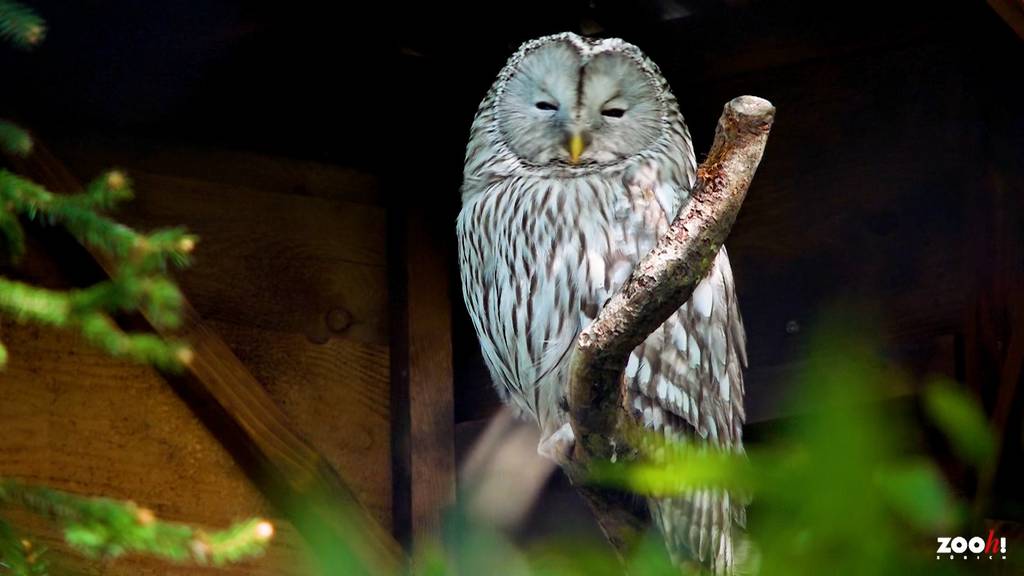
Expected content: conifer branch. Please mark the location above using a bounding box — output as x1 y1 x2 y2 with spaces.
0 169 196 370
0 479 274 570
0 6 277 575
0 170 194 272
0 1 43 49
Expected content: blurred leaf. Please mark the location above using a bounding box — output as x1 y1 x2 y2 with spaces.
924 379 995 467
625 530 687 576
874 459 960 532
439 504 533 576
410 539 449 576
589 438 754 497
749 311 938 576
527 539 624 576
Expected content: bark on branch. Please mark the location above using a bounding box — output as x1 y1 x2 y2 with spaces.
565 96 775 553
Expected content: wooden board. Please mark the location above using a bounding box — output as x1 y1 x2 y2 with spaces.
0 321 315 575
387 204 456 547
404 213 455 543
5 139 403 570
59 167 390 346
46 141 395 531
53 136 383 206
208 319 393 525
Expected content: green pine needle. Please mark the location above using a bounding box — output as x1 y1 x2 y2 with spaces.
0 8 268 574
0 169 196 371
0 278 72 326
78 312 190 371
0 208 26 262
82 170 134 211
0 479 273 567
0 170 196 273
0 0 45 49
0 517 48 576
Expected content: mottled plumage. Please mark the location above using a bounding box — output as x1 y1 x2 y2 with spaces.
457 32 747 573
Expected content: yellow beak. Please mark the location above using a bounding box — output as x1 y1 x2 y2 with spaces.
569 133 585 164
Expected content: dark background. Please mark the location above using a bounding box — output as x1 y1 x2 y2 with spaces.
2 0 1022 541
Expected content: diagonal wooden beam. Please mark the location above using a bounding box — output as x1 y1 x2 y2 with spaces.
7 141 404 575
988 0 1024 40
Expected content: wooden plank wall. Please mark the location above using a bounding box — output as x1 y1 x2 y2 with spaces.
0 137 394 573
0 322 315 575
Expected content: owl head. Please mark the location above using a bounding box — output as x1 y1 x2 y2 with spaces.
489 33 676 168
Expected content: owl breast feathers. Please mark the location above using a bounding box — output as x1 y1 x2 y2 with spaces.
456 32 749 574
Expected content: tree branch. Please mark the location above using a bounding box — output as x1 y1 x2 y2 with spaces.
565 96 775 553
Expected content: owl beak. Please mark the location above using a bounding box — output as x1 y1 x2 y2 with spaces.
568 133 585 164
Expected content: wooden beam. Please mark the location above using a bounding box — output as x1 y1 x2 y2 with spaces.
7 142 404 575
988 0 1024 40
406 213 456 541
388 205 456 548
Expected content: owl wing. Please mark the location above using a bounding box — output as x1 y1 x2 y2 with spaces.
593 168 747 574
625 248 747 447
592 166 746 449
636 250 747 573
456 179 589 430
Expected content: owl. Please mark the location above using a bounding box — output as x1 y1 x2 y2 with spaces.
456 32 748 574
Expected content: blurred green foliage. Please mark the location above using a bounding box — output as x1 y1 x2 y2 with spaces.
586 314 1001 575
924 379 996 469
304 311 1015 576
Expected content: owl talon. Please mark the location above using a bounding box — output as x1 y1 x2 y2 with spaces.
537 422 575 464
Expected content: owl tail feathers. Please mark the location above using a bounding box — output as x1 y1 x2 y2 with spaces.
651 489 756 575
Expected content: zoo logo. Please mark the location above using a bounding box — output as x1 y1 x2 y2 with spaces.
936 530 1006 560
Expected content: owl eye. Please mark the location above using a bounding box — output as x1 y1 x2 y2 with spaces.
535 101 559 111
601 107 626 118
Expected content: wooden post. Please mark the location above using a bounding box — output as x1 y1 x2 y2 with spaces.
388 205 456 549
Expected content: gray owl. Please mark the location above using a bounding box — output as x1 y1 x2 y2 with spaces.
456 32 747 574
